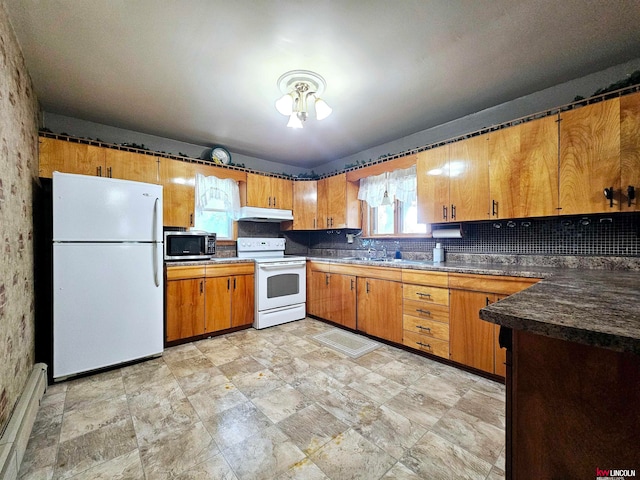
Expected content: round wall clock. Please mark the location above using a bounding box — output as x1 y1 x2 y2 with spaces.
210 146 231 165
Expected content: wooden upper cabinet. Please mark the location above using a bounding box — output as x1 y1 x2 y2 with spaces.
245 173 292 209
160 158 196 228
39 137 105 178
289 180 318 230
417 145 450 224
448 135 490 222
317 173 360 229
621 91 640 212
489 116 559 219
104 150 160 184
559 98 621 215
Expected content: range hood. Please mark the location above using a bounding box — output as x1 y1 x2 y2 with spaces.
237 206 294 222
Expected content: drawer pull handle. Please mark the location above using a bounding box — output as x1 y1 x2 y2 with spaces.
417 325 431 332
416 292 431 298
416 309 431 316
417 341 432 350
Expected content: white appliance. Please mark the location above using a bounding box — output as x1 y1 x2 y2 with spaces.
52 172 163 380
237 237 306 329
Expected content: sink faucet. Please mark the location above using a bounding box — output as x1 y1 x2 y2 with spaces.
381 245 387 259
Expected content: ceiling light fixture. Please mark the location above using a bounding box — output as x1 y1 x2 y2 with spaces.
275 70 332 128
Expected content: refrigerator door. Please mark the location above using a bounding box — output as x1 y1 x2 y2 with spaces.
53 172 163 242
53 242 163 379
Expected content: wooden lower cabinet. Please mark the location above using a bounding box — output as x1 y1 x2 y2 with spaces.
449 274 539 375
166 276 205 342
166 263 254 344
307 266 356 329
449 290 496 373
357 277 402 343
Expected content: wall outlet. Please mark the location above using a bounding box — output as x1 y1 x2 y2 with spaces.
346 234 355 244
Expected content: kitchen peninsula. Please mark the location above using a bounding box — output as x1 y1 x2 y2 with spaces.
480 270 640 479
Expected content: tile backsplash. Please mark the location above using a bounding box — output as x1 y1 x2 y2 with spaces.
291 213 640 258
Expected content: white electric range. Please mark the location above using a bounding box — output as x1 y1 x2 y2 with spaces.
237 237 306 329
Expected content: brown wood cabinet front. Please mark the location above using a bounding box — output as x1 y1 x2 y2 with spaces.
357 277 402 343
317 174 360 229
417 145 450 224
166 277 205 342
489 116 559 219
289 181 318 230
448 135 490 222
160 159 196 228
39 137 160 183
246 173 292 210
621 91 640 212
559 98 621 215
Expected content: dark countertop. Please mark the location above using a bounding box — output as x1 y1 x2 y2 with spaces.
307 256 640 354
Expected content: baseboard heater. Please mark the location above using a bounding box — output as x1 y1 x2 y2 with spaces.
0 363 47 480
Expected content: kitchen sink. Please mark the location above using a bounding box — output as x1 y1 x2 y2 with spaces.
340 257 426 265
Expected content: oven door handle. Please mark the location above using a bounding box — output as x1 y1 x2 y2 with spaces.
258 261 306 270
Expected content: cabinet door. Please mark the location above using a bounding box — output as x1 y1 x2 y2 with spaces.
488 126 519 219
39 137 105 178
317 178 329 229
204 276 231 333
489 116 559 219
160 159 196 228
106 150 160 184
271 177 293 210
621 91 640 212
246 173 272 208
357 277 402 343
308 270 331 319
449 135 490 222
417 145 450 224
449 289 495 373
291 181 318 230
518 116 559 218
559 99 621 215
326 174 347 228
166 278 205 342
330 274 357 329
231 275 255 327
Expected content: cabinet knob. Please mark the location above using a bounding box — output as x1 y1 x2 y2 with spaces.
603 187 614 208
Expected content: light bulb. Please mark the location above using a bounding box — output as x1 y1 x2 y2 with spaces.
315 97 332 120
286 113 303 129
275 93 294 116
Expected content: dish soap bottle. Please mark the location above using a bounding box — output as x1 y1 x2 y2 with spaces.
433 243 445 263
394 245 402 259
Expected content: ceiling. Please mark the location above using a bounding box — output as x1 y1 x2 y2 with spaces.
5 1 640 168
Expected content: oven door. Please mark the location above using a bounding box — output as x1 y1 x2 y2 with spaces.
256 260 306 311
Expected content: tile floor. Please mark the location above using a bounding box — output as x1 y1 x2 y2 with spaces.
19 318 506 480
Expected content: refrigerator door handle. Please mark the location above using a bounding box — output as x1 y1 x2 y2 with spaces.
153 197 160 287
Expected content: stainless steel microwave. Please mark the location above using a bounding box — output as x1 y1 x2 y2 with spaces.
164 231 216 261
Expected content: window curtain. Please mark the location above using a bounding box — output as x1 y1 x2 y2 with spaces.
194 173 241 220
357 165 417 208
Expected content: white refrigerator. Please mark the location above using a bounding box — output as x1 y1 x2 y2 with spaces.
52 172 164 380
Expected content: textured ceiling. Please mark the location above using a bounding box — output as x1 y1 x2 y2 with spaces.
5 0 640 167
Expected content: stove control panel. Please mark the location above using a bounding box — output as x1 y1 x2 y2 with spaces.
237 237 285 252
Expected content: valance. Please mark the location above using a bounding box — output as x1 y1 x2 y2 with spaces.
357 165 417 208
195 173 241 220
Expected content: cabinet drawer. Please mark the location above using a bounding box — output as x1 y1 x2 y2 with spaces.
403 315 449 341
403 284 449 305
401 269 448 287
166 265 205 280
403 331 449 359
205 263 254 277
402 299 449 323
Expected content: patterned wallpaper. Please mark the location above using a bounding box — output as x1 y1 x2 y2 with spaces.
0 3 40 432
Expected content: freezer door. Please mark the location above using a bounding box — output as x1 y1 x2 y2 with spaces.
53 243 163 379
53 172 163 242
